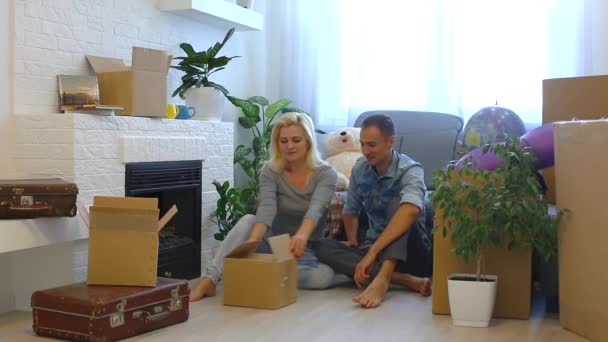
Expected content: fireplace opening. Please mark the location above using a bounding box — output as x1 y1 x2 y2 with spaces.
125 160 202 280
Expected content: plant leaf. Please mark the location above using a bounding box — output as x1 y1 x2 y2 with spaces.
248 96 270 106
265 98 292 119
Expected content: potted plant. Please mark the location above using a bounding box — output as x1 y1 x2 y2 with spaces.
210 95 321 240
171 27 239 121
429 137 568 327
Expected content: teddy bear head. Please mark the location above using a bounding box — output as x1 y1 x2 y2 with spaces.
324 127 362 157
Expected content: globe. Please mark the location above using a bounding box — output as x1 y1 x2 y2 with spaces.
457 106 526 156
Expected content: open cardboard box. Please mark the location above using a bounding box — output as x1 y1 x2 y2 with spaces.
86 47 171 118
87 196 177 287
223 234 297 310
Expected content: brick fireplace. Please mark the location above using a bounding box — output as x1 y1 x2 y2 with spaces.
2 113 233 311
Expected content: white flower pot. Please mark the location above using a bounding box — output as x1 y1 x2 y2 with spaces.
184 87 224 121
447 273 498 327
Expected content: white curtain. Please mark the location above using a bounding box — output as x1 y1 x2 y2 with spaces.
267 0 586 129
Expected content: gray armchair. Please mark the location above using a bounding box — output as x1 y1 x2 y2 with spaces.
354 110 464 190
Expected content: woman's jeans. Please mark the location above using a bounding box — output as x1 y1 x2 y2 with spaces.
202 214 334 289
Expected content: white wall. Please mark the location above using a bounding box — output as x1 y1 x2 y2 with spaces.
10 242 74 311
1 0 15 180
587 0 608 74
12 0 255 116
0 0 15 316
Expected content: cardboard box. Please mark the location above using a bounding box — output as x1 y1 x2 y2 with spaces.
86 47 171 117
542 75 608 203
87 196 177 287
223 234 297 309
431 174 532 319
554 120 608 342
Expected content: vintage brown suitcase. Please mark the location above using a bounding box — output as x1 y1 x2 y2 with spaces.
31 277 190 342
0 178 78 219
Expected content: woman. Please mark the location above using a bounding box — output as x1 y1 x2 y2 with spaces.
190 112 338 302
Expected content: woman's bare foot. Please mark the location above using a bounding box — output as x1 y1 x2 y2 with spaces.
189 277 217 302
352 276 390 308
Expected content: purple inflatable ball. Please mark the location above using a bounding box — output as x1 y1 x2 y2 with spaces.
520 123 555 170
454 122 558 171
454 142 504 171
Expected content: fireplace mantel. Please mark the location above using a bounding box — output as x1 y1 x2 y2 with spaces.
6 113 233 255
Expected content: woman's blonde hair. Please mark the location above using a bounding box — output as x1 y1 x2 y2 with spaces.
269 112 324 171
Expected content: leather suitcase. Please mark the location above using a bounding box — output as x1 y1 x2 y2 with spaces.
0 178 78 219
31 277 190 342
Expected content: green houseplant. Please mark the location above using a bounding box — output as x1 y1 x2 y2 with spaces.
171 28 239 120
429 137 568 327
210 95 318 241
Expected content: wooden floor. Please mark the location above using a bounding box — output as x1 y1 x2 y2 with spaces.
0 281 589 342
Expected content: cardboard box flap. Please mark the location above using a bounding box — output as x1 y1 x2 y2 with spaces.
554 119 608 144
93 196 157 209
268 234 293 261
132 47 171 73
86 55 129 73
89 206 159 232
226 241 260 259
158 205 178 233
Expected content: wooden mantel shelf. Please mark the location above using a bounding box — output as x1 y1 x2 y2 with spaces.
157 0 263 31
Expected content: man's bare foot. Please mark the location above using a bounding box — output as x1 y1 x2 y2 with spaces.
352 276 390 308
189 277 216 302
391 272 432 297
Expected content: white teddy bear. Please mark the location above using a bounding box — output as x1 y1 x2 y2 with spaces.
324 127 363 191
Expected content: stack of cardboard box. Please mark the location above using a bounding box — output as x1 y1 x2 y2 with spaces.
544 75 608 342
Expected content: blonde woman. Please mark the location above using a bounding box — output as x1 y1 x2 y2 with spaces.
190 112 338 302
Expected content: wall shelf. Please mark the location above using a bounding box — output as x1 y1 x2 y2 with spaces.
157 0 263 32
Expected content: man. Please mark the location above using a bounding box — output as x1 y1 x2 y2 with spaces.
316 114 431 308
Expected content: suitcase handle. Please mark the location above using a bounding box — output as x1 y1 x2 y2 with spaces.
133 309 170 323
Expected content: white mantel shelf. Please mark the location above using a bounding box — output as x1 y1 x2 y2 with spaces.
0 213 88 254
157 0 263 31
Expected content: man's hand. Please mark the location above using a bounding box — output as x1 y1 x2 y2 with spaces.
354 251 377 288
289 233 309 259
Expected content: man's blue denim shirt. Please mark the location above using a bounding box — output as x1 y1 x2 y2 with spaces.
344 149 429 249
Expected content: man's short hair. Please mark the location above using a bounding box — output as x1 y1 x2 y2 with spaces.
361 114 395 138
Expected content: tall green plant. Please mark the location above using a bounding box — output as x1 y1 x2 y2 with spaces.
210 95 318 241
171 28 239 99
429 137 569 281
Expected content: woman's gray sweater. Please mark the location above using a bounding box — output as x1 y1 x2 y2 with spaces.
255 162 337 239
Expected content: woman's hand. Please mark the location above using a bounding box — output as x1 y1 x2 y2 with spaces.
289 233 309 259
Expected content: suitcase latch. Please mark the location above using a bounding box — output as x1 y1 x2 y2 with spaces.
110 300 126 328
169 287 182 312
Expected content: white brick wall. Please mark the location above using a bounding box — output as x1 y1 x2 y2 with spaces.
13 0 247 115
14 113 233 282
